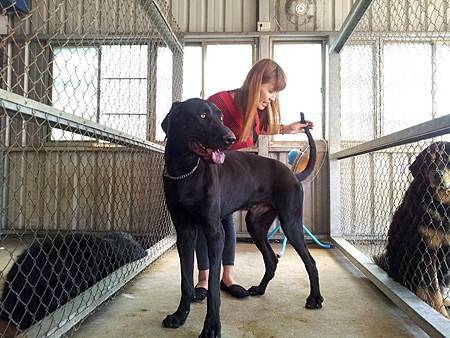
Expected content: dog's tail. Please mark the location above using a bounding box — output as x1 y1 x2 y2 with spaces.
295 113 317 182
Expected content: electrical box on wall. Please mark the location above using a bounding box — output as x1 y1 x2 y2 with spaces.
0 14 7 34
0 0 31 14
257 21 271 32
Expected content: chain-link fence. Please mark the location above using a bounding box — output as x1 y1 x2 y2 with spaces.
335 0 450 326
0 0 182 336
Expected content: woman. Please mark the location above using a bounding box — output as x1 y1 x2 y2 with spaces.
194 58 314 301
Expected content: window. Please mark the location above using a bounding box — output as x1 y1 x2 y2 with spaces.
155 46 173 141
383 43 432 135
100 45 148 140
183 45 202 100
158 42 253 141
52 47 98 140
436 44 450 118
204 44 253 98
181 42 254 100
51 45 148 141
340 44 375 142
273 42 324 140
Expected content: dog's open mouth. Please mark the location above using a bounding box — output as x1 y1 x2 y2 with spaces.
190 142 226 165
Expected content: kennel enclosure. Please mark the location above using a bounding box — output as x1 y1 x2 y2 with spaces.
0 0 448 336
0 0 182 335
329 0 450 335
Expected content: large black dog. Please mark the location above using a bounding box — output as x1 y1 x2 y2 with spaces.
375 142 449 318
161 98 323 337
0 232 147 332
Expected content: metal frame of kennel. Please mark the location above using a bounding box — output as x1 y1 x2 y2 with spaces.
328 0 450 336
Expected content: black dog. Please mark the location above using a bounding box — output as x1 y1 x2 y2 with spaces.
0 232 147 331
161 98 322 337
375 141 449 318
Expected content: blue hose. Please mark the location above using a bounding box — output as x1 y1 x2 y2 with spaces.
302 225 333 249
267 223 333 257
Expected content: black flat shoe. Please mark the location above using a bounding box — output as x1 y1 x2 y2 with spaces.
220 280 249 299
192 287 208 302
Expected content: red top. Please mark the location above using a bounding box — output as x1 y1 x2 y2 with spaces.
207 91 261 150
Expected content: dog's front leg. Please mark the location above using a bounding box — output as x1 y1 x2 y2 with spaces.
162 218 196 329
199 221 224 338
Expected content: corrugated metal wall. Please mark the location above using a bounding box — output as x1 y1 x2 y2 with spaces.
170 0 359 33
20 0 174 36
4 146 165 233
170 0 448 33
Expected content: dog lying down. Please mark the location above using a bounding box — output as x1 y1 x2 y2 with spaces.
375 141 450 318
161 98 323 337
0 232 147 333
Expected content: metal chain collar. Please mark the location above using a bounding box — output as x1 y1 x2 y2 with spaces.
163 157 200 180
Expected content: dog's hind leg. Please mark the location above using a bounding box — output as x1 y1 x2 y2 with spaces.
162 212 196 329
246 207 278 296
199 220 225 338
280 216 323 309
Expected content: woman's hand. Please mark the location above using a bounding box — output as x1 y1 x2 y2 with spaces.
283 120 314 134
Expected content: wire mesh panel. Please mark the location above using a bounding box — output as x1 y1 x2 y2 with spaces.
0 0 182 336
337 0 450 322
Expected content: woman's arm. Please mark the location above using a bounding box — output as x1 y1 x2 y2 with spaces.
260 120 314 135
279 120 314 134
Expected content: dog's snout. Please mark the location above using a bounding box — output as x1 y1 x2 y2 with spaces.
223 134 236 146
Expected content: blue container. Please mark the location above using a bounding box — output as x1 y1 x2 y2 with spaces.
1 0 31 14
287 148 301 165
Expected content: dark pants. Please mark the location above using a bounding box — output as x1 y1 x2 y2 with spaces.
196 214 236 270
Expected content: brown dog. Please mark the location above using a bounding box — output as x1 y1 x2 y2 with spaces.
375 141 450 318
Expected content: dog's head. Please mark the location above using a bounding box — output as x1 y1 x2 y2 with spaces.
161 98 236 164
410 141 450 205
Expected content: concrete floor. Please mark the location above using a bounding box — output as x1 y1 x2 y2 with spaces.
73 243 428 338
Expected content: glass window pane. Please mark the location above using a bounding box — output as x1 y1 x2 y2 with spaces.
155 46 173 141
100 79 147 139
204 44 253 98
340 44 375 143
51 47 98 141
183 45 202 100
101 45 148 78
52 47 98 119
436 44 450 118
273 43 323 140
100 79 147 116
100 45 148 140
100 115 147 140
383 43 432 135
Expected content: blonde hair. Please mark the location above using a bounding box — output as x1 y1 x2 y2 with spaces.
235 59 286 142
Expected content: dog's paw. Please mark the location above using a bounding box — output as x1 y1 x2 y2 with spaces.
248 285 265 296
305 295 323 309
162 310 189 328
199 319 221 338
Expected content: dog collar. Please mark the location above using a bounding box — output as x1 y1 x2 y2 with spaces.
164 158 200 180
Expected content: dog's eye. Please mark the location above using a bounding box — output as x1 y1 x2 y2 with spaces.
200 113 206 119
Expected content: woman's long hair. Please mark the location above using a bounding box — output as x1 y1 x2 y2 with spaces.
235 58 287 142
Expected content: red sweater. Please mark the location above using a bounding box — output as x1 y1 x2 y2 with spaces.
207 91 261 150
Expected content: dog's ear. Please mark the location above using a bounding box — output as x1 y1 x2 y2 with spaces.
161 101 181 135
409 142 442 178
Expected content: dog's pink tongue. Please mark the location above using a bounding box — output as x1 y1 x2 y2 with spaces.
212 150 225 164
